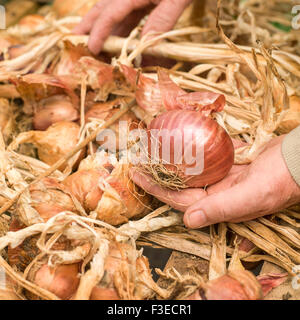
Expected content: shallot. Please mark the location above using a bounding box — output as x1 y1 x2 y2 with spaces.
85 99 142 151
188 270 263 300
32 264 80 300
64 154 151 225
33 95 79 130
9 121 84 171
145 109 234 189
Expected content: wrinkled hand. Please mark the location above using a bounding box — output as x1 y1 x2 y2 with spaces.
130 136 300 229
73 0 192 55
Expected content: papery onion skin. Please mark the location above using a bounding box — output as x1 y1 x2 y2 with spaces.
257 273 288 297
187 270 262 300
120 65 164 117
7 217 73 272
63 169 110 212
0 98 15 142
29 177 77 221
148 110 234 188
0 288 20 300
33 95 79 130
53 0 98 17
95 164 152 225
7 219 39 272
157 69 225 115
33 264 80 300
85 99 142 150
12 121 85 171
64 163 151 225
278 95 300 134
18 14 45 30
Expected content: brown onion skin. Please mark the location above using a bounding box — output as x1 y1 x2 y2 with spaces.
33 95 79 130
29 177 77 221
85 100 142 151
18 14 44 29
63 169 110 212
53 0 98 17
148 110 234 188
34 121 85 170
7 219 39 272
34 264 80 300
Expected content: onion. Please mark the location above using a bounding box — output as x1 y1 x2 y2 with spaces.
157 69 225 114
8 45 27 59
120 65 164 117
12 74 79 115
27 178 77 221
63 169 110 212
90 287 120 300
0 98 15 142
18 14 45 30
50 41 91 77
90 243 155 300
76 57 126 101
9 121 84 171
33 95 79 130
64 155 151 225
7 216 74 272
33 264 80 300
53 0 98 17
89 242 126 300
0 288 20 300
257 273 288 297
144 110 234 189
85 99 143 151
0 269 20 300
188 270 262 300
121 66 225 117
7 219 39 272
278 95 300 134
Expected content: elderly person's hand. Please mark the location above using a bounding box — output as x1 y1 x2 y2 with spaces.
130 136 300 229
73 0 192 55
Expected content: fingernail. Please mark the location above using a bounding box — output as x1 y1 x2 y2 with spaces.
186 211 206 229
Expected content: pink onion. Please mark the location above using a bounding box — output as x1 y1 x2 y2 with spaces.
146 110 234 188
33 95 79 130
188 270 263 300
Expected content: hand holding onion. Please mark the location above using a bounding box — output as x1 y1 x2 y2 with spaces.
132 136 300 229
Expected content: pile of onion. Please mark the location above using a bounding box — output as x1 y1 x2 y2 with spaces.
33 95 79 130
7 216 83 300
133 69 234 189
63 154 151 225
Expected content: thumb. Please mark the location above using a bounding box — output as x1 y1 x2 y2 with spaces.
184 181 259 229
141 0 192 37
